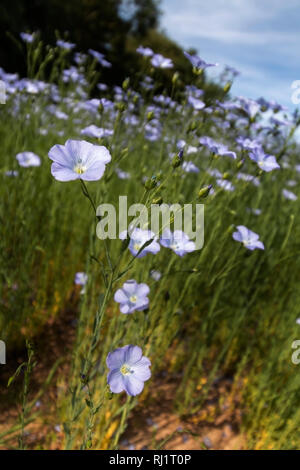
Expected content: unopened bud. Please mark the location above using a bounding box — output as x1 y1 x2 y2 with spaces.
198 185 212 198
80 374 88 384
172 155 182 168
147 111 154 122
152 197 163 205
223 81 232 93
145 176 157 190
122 77 130 91
172 72 179 84
116 102 126 112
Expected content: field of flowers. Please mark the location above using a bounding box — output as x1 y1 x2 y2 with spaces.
0 33 300 450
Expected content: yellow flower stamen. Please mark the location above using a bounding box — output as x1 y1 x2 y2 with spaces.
74 164 86 174
120 364 131 375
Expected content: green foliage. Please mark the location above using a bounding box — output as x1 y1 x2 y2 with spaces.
0 35 300 451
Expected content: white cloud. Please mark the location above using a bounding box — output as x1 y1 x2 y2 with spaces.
163 0 298 46
161 0 300 108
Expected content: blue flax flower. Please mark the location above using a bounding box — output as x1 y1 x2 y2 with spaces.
80 125 113 139
56 40 75 50
114 279 150 314
16 152 41 167
48 139 111 181
136 46 154 57
184 52 218 71
20 32 35 43
160 229 196 256
107 345 151 396
282 189 297 201
249 148 280 172
151 54 173 69
74 272 88 286
233 225 264 251
120 228 160 258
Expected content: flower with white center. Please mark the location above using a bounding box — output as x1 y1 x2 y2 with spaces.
16 152 41 167
160 229 196 257
182 161 200 173
80 125 113 139
151 54 173 69
75 272 88 295
74 272 88 286
232 225 264 251
107 345 151 396
216 179 235 191
249 148 280 172
238 97 260 119
188 95 205 110
150 270 161 281
136 46 154 57
48 139 111 181
114 279 150 314
120 228 160 258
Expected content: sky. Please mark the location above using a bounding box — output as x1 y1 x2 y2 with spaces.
161 0 300 111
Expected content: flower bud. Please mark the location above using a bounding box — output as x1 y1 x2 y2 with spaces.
172 156 181 169
80 374 88 384
115 102 126 112
145 176 157 190
152 197 163 205
147 111 154 122
198 184 212 198
223 81 232 93
172 72 179 84
122 77 130 91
